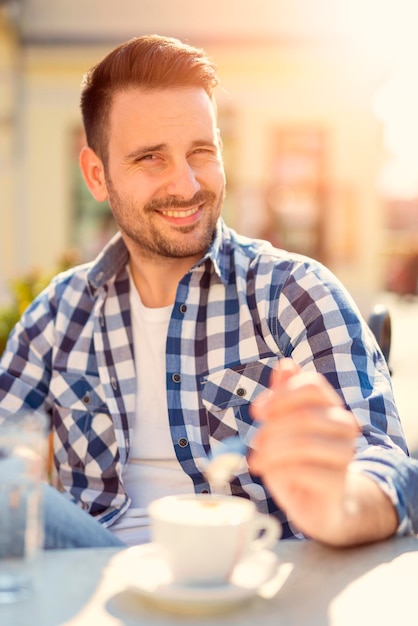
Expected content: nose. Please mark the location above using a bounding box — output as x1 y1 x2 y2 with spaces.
164 159 200 199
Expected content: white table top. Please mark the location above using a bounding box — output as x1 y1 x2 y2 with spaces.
3 534 418 626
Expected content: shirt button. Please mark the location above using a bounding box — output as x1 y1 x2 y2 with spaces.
82 394 91 405
236 387 246 397
178 437 188 448
111 377 118 390
179 304 187 314
172 373 181 383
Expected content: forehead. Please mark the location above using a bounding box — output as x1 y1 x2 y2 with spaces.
108 86 218 148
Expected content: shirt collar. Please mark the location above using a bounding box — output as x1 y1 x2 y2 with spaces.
87 232 129 293
192 218 230 286
87 218 230 293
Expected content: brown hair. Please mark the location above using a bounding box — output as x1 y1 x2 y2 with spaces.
80 34 219 162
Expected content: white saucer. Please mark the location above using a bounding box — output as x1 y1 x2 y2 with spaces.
109 543 280 614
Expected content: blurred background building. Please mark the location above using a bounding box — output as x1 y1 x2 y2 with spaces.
2 0 418 315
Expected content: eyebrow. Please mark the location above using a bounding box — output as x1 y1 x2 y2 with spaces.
125 139 217 161
125 144 167 160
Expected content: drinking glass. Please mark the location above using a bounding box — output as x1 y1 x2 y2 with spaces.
0 410 47 603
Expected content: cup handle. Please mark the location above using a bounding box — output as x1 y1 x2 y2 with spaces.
251 514 282 551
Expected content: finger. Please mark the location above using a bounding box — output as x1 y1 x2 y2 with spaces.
251 375 345 422
249 430 356 475
255 464 349 529
249 406 358 473
253 405 359 444
250 359 299 421
285 372 344 406
269 358 300 390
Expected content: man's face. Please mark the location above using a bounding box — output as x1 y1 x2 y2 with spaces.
103 87 226 262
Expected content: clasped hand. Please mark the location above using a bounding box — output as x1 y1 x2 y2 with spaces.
248 359 397 546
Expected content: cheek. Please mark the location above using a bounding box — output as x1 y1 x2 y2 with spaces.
203 162 226 192
131 170 174 198
114 176 159 208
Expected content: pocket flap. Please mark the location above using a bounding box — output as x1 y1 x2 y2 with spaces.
50 371 107 411
201 357 278 413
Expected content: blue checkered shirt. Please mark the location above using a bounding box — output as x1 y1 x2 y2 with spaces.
1 219 417 538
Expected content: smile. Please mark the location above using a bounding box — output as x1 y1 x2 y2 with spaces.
160 206 200 218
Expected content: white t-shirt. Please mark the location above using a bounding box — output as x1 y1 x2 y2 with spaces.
109 274 194 545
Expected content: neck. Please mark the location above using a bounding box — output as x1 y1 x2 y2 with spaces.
128 251 199 308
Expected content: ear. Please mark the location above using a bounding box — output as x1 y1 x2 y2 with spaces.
79 146 108 202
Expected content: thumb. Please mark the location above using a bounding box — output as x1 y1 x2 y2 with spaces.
269 358 300 391
250 358 300 421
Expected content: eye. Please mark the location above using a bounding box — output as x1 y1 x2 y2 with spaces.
134 153 165 169
188 146 220 163
193 146 216 155
138 153 157 162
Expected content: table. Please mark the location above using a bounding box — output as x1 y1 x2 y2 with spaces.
2 535 418 626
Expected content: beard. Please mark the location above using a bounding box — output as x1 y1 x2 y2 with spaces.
105 176 225 260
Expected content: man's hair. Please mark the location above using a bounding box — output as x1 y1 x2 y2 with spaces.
80 34 219 162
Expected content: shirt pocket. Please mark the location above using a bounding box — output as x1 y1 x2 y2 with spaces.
49 371 117 472
201 356 279 445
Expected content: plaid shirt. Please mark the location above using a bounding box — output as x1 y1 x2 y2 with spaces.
1 219 417 538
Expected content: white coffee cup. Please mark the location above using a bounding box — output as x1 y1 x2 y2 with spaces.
148 494 281 586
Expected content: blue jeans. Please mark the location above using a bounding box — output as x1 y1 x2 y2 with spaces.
41 483 125 549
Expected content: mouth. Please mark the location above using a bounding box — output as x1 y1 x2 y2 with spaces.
157 204 203 226
159 206 200 218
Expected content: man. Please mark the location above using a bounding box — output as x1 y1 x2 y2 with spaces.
1 35 417 548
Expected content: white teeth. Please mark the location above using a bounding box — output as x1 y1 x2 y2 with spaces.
160 207 199 218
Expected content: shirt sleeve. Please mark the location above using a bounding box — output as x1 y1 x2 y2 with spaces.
270 256 418 534
0 283 56 415
350 449 418 535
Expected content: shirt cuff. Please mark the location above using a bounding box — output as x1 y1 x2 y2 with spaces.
351 447 418 536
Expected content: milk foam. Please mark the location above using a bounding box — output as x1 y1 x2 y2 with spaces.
155 498 250 526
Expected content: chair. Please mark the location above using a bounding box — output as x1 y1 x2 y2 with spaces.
368 304 392 371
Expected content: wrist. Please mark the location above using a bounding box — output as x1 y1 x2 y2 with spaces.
315 471 398 547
